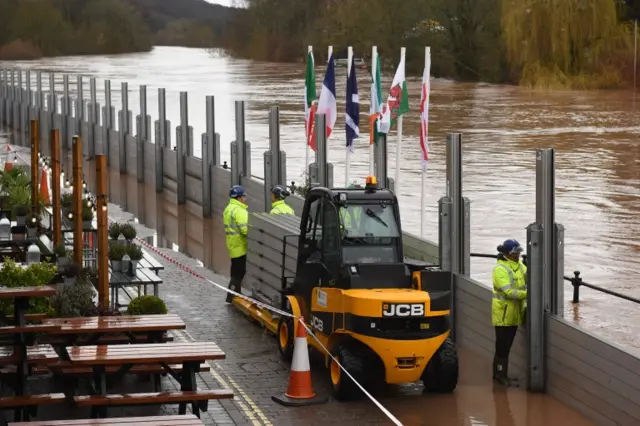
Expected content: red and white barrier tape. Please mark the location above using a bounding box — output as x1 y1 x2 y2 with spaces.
107 217 404 425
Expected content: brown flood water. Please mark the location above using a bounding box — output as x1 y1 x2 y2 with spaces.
3 45 639 353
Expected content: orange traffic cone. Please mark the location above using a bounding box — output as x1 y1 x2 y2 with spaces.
39 168 50 205
4 145 13 172
272 317 328 407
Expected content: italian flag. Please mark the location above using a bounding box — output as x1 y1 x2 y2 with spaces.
369 54 383 145
379 54 409 134
305 51 317 151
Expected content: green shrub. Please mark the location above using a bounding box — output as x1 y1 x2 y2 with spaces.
127 245 143 261
126 295 168 315
108 223 121 239
120 223 137 240
0 259 56 316
109 243 126 261
50 279 96 318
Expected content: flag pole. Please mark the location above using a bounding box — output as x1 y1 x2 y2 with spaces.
395 47 405 189
370 46 377 176
420 46 430 238
305 45 312 181
345 46 353 186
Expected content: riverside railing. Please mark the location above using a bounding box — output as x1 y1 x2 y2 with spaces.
471 252 640 304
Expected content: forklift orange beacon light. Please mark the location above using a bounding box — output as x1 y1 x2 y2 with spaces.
366 176 377 186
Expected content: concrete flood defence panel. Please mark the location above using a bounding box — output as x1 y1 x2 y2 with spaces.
1 75 639 426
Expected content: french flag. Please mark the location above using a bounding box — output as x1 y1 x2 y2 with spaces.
316 53 337 138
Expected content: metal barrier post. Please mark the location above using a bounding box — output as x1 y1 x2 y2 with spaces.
446 133 462 275
315 114 328 187
137 85 147 182
373 133 389 189
526 222 545 392
89 77 97 158
536 148 563 316
119 82 129 173
176 92 188 204
103 80 112 160
232 101 246 186
155 88 166 192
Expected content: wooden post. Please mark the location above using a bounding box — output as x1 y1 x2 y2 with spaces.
96 154 108 309
72 135 83 265
50 129 61 247
30 119 39 214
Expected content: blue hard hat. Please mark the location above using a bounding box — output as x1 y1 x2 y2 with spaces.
271 185 290 200
500 239 523 254
229 185 245 198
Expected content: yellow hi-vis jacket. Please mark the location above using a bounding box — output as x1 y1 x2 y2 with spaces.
223 198 248 258
491 257 527 327
270 200 294 215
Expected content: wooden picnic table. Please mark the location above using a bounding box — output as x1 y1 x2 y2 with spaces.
0 286 60 421
67 342 229 418
108 268 162 309
43 314 186 357
8 414 206 425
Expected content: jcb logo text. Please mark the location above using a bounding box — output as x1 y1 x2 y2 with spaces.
311 315 324 332
382 303 425 317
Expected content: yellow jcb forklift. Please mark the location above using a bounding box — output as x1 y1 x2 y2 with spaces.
233 176 458 400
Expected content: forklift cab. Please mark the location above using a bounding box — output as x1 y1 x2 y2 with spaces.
293 180 410 304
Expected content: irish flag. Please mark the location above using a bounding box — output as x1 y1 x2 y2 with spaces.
316 53 337 138
369 54 383 145
305 50 317 151
379 53 409 134
420 48 431 169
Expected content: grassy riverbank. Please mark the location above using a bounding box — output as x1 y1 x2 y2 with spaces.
0 0 236 60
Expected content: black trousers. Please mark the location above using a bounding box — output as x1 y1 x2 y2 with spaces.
494 326 518 359
230 255 247 281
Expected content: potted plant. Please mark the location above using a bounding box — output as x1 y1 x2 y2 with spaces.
51 277 97 318
108 223 121 241
109 243 125 272
63 263 81 287
25 212 39 238
127 244 143 276
54 244 69 268
82 205 94 229
61 193 73 215
14 204 29 226
120 223 136 243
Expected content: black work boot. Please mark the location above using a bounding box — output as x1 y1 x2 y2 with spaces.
225 278 239 303
494 358 519 387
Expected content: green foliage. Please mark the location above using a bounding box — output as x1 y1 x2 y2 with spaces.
61 193 73 209
109 243 126 261
502 0 633 88
0 259 57 316
120 224 137 240
0 0 238 59
108 223 121 239
126 295 168 315
127 244 143 261
50 279 96 318
53 243 68 258
81 205 94 221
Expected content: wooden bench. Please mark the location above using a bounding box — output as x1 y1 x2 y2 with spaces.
0 345 58 365
67 342 228 418
0 324 60 335
42 333 175 346
74 389 233 410
108 268 163 308
0 393 66 409
3 313 47 324
44 314 185 336
8 414 205 425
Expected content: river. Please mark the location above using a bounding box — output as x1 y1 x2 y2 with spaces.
2 46 639 351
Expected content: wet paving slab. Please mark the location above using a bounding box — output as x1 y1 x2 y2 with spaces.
103 207 597 426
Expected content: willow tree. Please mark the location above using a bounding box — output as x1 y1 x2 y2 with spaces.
502 0 633 88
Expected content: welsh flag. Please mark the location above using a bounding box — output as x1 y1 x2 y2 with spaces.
379 53 409 134
419 48 431 169
369 55 383 145
305 51 317 151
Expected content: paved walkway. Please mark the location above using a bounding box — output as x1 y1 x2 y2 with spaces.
108 209 595 426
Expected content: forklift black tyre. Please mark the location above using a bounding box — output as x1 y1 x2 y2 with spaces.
277 314 295 362
330 345 366 401
421 337 459 393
